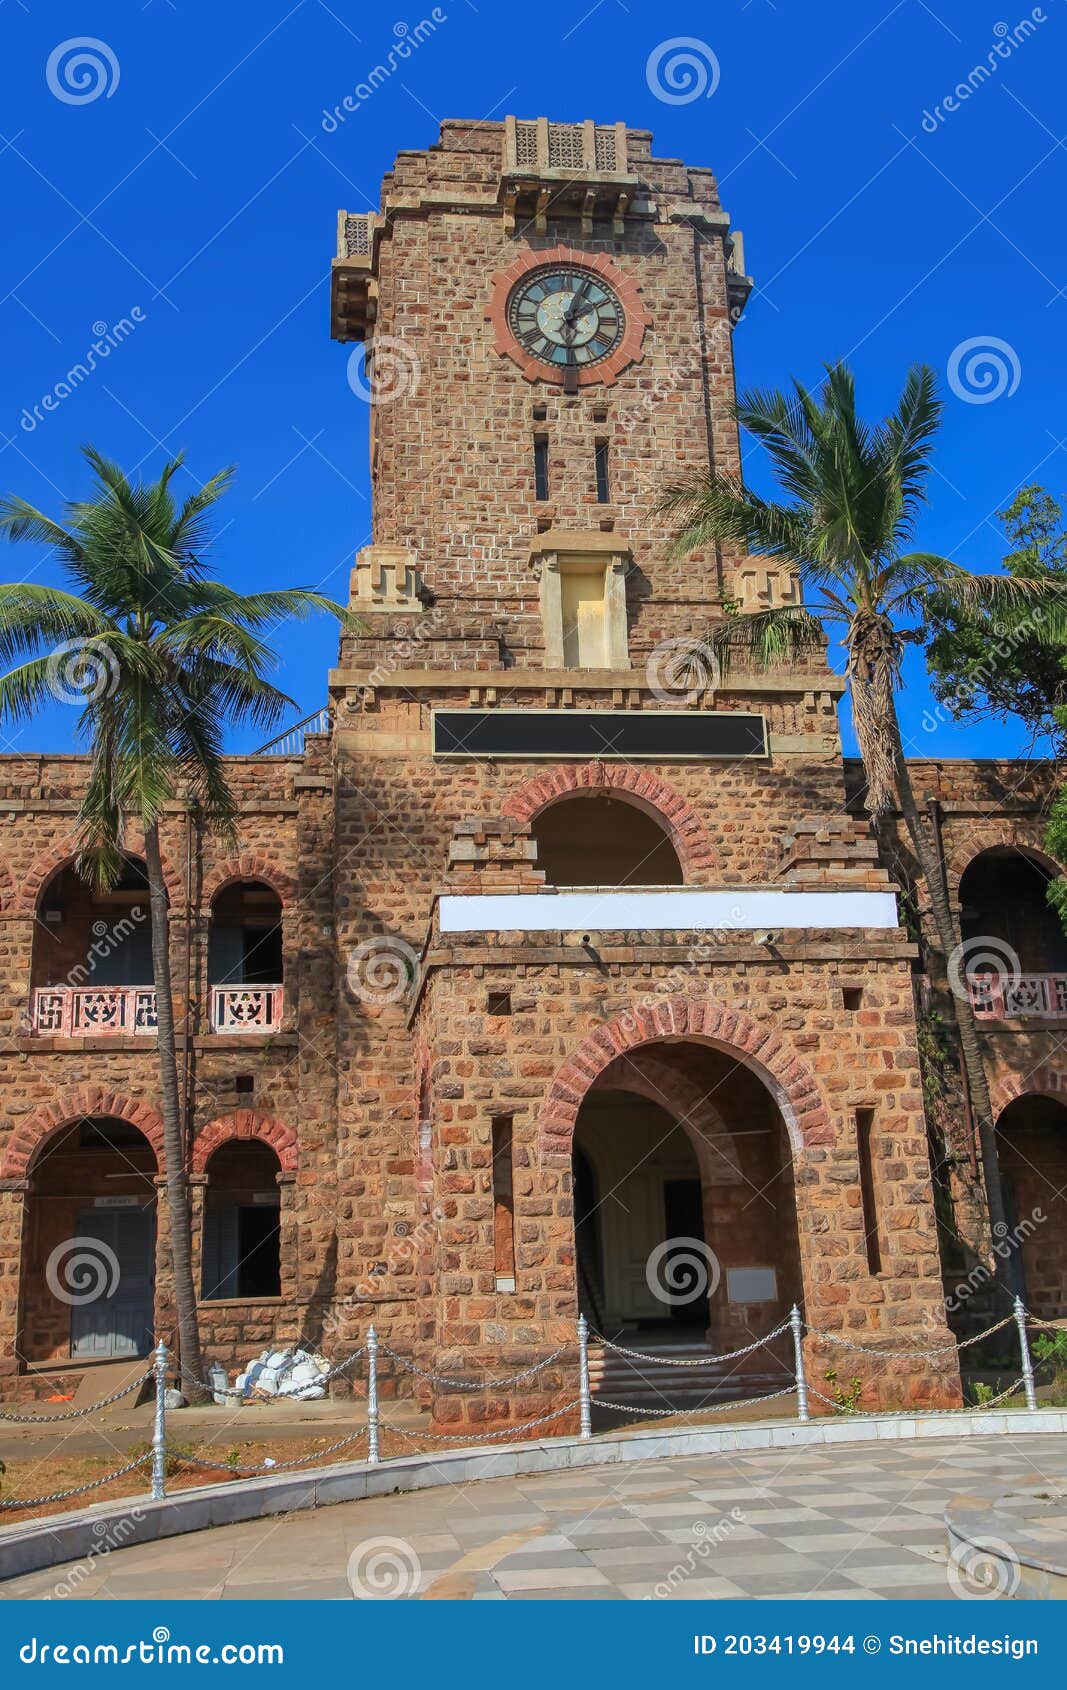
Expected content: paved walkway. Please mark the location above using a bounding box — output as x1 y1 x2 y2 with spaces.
4 1433 1065 1601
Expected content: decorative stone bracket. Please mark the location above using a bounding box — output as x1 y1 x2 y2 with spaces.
349 546 426 614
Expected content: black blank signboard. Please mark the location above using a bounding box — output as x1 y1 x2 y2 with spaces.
432 710 767 760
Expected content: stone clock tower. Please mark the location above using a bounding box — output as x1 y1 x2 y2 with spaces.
330 117 797 654
2 122 1061 1417
325 118 958 1429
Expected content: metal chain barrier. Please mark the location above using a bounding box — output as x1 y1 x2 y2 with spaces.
0 1296 1051 1514
805 1312 1016 1360
379 1400 582 1444
0 1370 151 1424
591 1321 789 1367
0 1453 152 1512
379 1341 572 1391
807 1376 1027 1419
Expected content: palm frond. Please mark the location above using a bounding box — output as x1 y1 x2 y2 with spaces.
711 605 825 677
0 585 115 666
0 655 72 724
658 476 810 564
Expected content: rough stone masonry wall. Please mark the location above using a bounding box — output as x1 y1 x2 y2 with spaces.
408 950 959 1429
345 122 751 669
0 747 343 1391
846 756 1067 1295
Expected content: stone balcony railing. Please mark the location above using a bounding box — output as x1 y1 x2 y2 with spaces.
499 117 639 233
30 985 159 1037
968 972 1067 1020
210 985 284 1034
28 984 285 1037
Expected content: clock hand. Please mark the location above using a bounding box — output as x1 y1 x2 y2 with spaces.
563 277 594 327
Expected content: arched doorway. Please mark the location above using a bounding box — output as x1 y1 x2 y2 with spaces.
568 1040 802 1348
21 1117 158 1363
575 1090 707 1332
996 1092 1067 1318
532 794 684 887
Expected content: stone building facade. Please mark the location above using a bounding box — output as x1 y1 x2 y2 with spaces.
0 119 1063 1425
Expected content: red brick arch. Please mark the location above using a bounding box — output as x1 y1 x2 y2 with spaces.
538 997 831 1168
502 762 715 880
992 1066 1067 1121
192 1110 298 1174
2 1090 166 1179
202 855 297 909
946 833 1064 902
14 837 183 914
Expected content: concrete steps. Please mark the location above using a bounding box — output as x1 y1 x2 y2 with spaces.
587 1340 793 1410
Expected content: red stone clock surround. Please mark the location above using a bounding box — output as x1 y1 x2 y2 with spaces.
485 244 650 388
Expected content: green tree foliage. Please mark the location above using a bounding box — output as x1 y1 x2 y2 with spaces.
924 486 1067 743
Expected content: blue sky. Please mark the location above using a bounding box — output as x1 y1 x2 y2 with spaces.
1 0 1065 759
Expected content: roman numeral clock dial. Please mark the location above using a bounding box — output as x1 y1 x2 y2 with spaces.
507 267 624 375
487 249 650 390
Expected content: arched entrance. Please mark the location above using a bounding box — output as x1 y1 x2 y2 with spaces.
568 1038 803 1349
574 1089 707 1332
996 1092 1067 1318
20 1116 158 1363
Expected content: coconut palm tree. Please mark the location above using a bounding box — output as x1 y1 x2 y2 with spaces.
0 447 351 1391
659 362 1062 1261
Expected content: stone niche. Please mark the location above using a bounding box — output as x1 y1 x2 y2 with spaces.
530 530 630 671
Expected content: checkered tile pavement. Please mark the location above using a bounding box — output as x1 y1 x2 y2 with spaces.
4 1433 1065 1600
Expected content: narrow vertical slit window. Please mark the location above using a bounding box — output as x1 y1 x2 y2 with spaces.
594 439 610 503
534 435 550 501
856 1108 882 1275
492 1115 516 1290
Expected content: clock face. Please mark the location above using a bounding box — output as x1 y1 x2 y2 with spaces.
506 266 625 372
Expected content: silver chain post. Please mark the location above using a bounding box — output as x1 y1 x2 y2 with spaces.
790 1304 809 1423
150 1340 169 1500
367 1324 381 1463
578 1313 592 1440
1013 1296 1038 1411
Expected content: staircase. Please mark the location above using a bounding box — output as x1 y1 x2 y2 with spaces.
587 1338 794 1413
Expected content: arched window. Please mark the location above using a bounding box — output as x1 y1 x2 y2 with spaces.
201 1140 282 1300
532 794 684 888
960 848 1067 974
208 881 284 1033
30 857 157 1036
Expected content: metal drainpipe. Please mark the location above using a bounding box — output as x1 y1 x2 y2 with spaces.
925 792 978 1177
